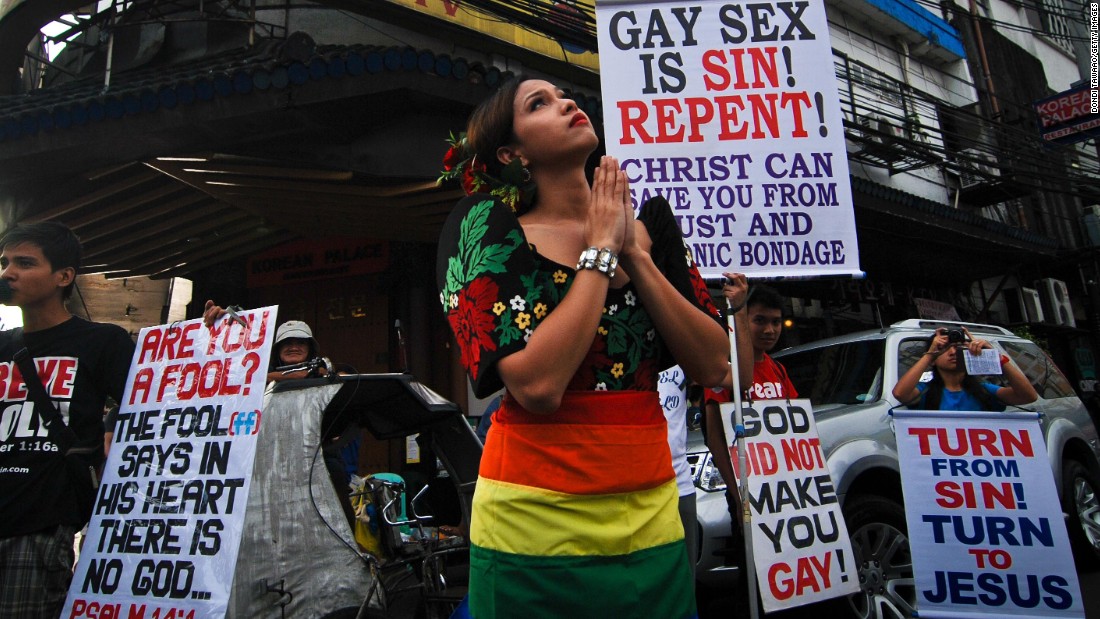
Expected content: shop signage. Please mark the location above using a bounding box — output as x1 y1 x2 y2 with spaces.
381 0 599 71
1034 85 1100 144
247 238 388 288
914 297 961 321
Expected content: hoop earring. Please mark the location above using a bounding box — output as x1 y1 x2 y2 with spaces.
521 166 531 183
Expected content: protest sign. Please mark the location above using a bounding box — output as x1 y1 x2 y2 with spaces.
64 307 277 619
894 410 1084 618
595 0 861 278
720 399 858 611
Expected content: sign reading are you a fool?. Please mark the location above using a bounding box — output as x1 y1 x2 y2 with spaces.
894 410 1085 618
64 307 278 619
595 0 861 279
720 399 859 611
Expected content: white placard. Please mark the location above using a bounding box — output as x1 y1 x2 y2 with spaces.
64 307 278 619
595 0 861 278
894 410 1084 618
720 399 859 611
964 348 1003 376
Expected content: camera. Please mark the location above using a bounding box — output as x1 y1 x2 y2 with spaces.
945 328 965 344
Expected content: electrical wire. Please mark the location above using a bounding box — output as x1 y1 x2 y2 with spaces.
334 9 416 48
827 25 1096 147
839 70 1097 182
303 370 373 570
835 53 1100 226
965 0 1090 29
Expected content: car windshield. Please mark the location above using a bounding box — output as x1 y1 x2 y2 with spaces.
777 339 886 408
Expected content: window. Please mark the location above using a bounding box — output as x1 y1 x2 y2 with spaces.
849 63 904 106
1029 0 1076 56
897 338 930 378
778 340 886 408
1002 340 1076 399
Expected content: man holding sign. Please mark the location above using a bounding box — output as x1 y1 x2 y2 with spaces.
704 277 799 498
0 222 135 617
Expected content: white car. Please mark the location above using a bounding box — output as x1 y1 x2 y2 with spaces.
689 319 1100 619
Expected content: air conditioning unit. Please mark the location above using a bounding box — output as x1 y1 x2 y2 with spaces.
956 148 1001 190
1003 287 1044 324
858 113 904 144
1036 277 1076 327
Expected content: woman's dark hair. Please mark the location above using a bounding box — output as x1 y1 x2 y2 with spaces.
918 368 1005 412
465 76 531 180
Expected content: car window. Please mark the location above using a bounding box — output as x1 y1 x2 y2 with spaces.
1000 340 1076 399
778 339 885 407
897 338 930 378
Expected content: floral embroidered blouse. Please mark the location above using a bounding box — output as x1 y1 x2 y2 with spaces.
436 194 721 398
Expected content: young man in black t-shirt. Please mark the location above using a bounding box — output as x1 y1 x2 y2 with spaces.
0 222 134 617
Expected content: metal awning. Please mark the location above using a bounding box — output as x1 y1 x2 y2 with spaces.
23 155 462 279
0 42 510 278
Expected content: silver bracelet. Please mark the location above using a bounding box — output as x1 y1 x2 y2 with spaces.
576 246 618 278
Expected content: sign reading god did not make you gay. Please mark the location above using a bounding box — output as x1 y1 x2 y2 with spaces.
595 0 861 278
63 307 277 619
894 410 1085 619
720 399 859 611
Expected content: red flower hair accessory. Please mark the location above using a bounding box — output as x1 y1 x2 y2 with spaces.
438 131 535 213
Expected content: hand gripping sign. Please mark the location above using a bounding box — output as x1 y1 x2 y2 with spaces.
721 399 859 612
894 410 1085 619
64 307 277 619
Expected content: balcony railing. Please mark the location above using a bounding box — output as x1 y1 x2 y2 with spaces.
833 50 1099 208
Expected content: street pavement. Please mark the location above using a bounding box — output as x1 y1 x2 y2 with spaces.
698 563 1100 618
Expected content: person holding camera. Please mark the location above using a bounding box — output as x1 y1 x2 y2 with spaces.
893 327 1038 411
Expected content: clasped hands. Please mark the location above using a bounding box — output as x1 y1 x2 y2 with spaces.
585 156 639 262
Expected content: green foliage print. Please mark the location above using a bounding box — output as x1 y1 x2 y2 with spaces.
441 199 523 310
